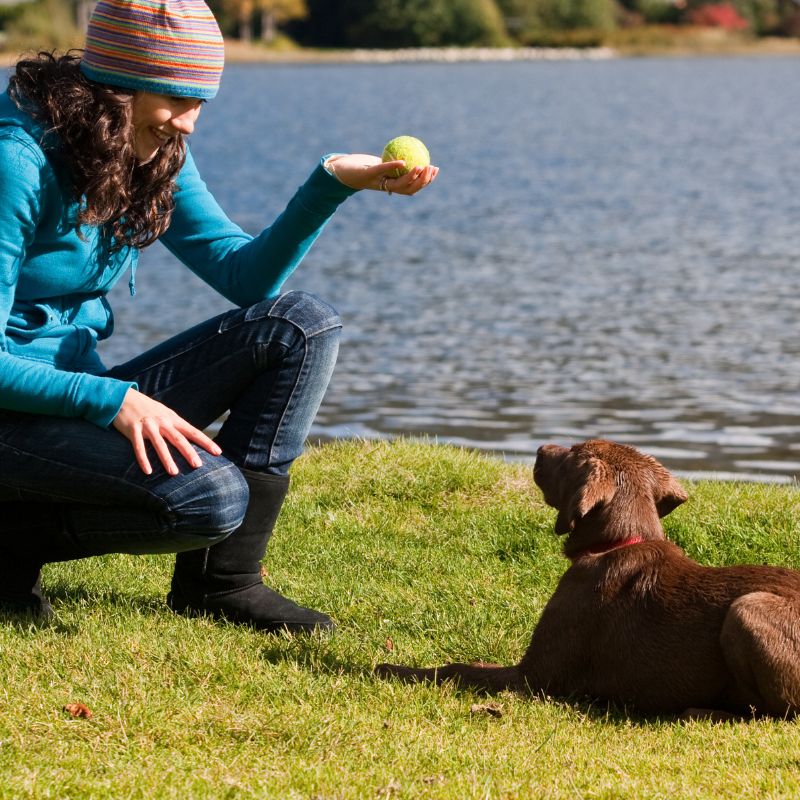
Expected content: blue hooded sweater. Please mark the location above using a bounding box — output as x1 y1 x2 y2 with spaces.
0 91 356 428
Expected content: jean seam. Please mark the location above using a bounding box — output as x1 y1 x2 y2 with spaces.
265 335 307 470
273 316 342 341
267 293 342 340
160 461 240 505
253 310 340 470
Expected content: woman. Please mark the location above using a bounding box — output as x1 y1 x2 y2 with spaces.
0 0 437 632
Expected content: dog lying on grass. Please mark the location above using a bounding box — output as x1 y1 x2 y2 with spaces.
376 439 800 719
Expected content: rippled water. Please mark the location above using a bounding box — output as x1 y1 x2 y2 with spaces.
99 57 800 482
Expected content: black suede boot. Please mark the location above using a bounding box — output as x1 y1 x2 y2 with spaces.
166 470 334 635
0 566 54 620
0 503 61 620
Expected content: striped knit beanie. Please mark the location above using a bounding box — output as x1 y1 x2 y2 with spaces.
80 0 225 100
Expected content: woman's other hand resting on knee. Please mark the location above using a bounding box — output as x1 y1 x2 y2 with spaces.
113 388 222 476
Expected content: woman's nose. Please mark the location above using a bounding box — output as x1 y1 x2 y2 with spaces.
171 104 201 135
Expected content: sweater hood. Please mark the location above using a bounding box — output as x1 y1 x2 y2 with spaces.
0 90 50 145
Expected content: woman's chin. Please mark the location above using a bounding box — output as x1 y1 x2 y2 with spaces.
135 147 160 165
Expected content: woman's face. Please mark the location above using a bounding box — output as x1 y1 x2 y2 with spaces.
131 92 203 162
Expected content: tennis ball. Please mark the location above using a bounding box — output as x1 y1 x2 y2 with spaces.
381 135 430 178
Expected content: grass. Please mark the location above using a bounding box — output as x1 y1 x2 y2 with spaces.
2 438 800 799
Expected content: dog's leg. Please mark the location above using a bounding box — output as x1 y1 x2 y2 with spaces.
720 591 800 718
374 662 522 692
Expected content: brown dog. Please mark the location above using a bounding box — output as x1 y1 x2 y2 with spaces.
376 439 800 718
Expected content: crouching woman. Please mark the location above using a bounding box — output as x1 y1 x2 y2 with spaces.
0 0 437 630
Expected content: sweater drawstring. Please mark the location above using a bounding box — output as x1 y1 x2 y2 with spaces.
128 258 137 297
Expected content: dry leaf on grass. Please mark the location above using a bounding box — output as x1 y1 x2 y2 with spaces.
63 702 93 719
470 702 503 718
376 779 400 796
385 637 394 651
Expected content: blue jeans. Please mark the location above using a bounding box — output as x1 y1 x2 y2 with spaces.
0 292 341 559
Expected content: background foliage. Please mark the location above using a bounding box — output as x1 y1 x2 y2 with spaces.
0 0 798 52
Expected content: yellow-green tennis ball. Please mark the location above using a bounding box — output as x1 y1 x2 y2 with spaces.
381 135 430 178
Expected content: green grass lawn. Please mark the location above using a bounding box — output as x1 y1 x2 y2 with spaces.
3 439 800 799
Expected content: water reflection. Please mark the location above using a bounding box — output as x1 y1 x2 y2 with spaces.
99 58 800 483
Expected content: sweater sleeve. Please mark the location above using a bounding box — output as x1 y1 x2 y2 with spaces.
0 132 135 427
159 149 358 307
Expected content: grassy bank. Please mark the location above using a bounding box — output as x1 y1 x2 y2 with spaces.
2 439 800 799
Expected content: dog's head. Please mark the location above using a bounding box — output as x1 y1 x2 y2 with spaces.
533 439 688 557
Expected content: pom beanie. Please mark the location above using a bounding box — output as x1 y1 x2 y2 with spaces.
80 0 225 100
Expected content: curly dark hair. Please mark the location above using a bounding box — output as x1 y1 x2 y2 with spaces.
8 51 186 252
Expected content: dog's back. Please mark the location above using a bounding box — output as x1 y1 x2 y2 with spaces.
522 538 800 713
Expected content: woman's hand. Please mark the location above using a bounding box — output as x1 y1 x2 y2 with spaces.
325 154 438 195
113 387 222 476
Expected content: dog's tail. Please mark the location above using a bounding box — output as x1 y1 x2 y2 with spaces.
374 661 521 693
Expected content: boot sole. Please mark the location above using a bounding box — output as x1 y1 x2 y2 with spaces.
166 591 335 636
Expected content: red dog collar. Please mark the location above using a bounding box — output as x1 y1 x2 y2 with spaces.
571 536 644 561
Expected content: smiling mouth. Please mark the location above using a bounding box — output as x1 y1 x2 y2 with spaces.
150 127 173 144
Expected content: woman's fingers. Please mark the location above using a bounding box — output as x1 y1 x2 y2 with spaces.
178 422 222 457
384 164 439 195
140 417 223 475
113 388 223 475
324 153 439 193
370 160 405 189
161 427 203 470
130 423 154 476
141 417 180 476
373 159 404 175
163 421 222 466
371 160 439 193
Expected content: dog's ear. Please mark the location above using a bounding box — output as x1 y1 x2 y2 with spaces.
654 472 688 518
554 456 617 534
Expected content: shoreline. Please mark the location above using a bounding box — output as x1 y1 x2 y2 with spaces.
3 35 800 68
221 36 800 64
222 42 617 64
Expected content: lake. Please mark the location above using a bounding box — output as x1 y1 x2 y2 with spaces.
98 56 800 482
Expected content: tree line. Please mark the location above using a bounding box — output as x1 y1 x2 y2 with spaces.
1 0 798 54
228 0 800 44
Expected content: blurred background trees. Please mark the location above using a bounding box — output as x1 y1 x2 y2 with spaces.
215 0 308 42
0 0 798 53
338 0 509 48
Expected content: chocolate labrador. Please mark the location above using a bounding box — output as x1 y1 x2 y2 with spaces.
376 439 800 718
